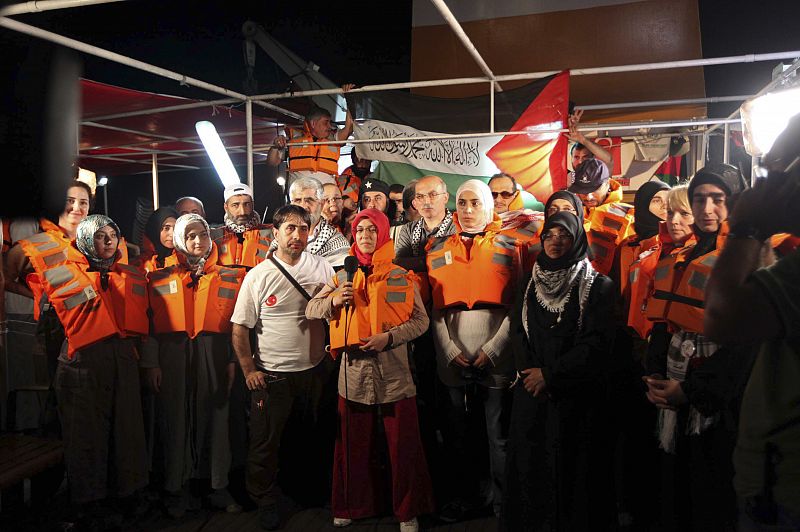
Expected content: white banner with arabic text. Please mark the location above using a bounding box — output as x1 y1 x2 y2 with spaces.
353 120 502 177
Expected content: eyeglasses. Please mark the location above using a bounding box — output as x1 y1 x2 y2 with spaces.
355 226 378 235
414 192 446 202
323 196 343 204
491 191 516 199
541 232 572 242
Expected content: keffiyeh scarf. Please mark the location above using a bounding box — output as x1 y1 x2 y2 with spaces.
410 210 453 256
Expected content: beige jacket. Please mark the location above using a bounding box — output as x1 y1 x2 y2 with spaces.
306 279 429 405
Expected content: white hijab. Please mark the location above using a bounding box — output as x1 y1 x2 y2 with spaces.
456 179 494 233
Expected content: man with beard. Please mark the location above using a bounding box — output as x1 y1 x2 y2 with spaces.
213 183 273 269
288 177 350 268
231 204 334 530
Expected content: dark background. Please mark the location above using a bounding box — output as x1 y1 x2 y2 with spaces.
2 0 799 236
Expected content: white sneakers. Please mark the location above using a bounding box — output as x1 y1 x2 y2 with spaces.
332 516 418 531
399 518 419 532
333 517 352 527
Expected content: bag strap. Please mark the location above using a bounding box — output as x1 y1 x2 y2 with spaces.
269 255 311 301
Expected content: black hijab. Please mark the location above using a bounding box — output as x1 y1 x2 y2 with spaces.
144 206 178 260
544 190 584 224
633 180 670 239
537 211 589 271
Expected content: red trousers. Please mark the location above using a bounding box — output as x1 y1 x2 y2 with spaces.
332 396 434 522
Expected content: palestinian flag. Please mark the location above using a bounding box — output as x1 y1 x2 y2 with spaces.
344 71 569 205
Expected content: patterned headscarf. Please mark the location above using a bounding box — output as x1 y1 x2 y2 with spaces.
76 214 120 270
173 213 212 272
455 179 494 233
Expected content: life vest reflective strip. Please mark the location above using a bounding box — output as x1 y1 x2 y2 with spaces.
328 262 415 358
148 265 245 338
627 241 663 339
426 232 520 310
585 202 634 275
647 228 727 334
288 134 340 175
499 220 542 273
20 228 83 320
336 169 362 203
617 235 642 300
40 261 149 358
213 226 274 268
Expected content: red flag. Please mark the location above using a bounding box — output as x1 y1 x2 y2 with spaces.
487 71 570 202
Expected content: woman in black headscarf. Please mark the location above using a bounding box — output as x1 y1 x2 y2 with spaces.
502 212 616 532
141 206 179 272
544 190 584 223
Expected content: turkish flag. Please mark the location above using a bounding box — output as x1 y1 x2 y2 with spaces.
487 71 570 202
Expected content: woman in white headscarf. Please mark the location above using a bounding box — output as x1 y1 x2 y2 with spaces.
51 215 149 522
144 213 245 517
426 179 522 521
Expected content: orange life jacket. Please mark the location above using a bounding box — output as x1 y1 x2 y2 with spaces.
39 256 149 358
20 221 85 320
212 225 274 268
646 225 728 334
770 233 800 257
288 133 340 175
585 202 635 275
328 242 415 358
148 245 245 338
426 218 521 310
336 167 362 204
498 215 543 273
140 251 179 274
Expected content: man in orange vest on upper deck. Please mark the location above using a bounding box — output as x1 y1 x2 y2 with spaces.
268 84 355 189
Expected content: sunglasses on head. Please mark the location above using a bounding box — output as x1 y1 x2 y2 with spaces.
491 191 516 199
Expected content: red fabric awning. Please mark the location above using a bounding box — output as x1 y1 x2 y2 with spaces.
78 79 304 177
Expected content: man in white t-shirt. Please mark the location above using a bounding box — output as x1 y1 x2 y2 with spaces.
230 204 334 530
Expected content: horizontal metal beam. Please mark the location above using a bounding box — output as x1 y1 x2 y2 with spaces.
250 51 800 102
579 94 754 111
84 98 241 122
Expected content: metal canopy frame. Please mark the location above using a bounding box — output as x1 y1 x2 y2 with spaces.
2 0 799 202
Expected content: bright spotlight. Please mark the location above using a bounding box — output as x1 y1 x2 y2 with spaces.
741 87 800 157
276 176 286 187
195 121 241 187
97 176 108 186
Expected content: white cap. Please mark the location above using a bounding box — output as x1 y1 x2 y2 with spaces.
223 183 253 202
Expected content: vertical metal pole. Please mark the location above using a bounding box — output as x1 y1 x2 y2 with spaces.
699 131 708 171
723 123 730 164
246 98 254 191
103 185 109 216
151 153 159 209
489 81 495 133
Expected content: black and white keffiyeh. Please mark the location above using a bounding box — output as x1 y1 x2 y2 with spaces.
410 210 453 256
223 210 261 234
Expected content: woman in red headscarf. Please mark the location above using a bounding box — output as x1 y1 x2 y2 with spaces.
306 209 433 532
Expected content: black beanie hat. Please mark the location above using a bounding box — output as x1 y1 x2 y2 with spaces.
688 162 748 201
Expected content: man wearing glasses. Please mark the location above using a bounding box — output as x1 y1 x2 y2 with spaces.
395 175 455 261
488 173 544 271
287 176 350 268
320 182 352 242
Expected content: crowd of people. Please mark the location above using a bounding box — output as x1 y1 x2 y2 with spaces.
2 106 800 532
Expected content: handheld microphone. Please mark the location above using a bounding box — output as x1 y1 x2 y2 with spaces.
343 256 358 308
